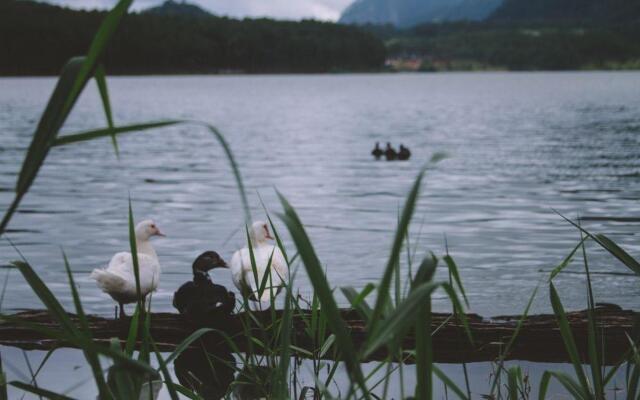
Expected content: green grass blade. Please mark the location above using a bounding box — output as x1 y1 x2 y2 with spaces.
442 255 468 308
554 211 640 276
14 57 86 196
507 366 519 400
61 251 110 397
61 252 89 333
164 328 214 365
341 286 373 322
364 281 440 358
490 284 539 396
274 274 294 398
244 226 260 300
94 64 118 155
0 354 6 400
547 371 587 399
414 255 437 400
10 382 75 400
203 124 251 223
538 371 551 400
124 306 140 357
1 0 133 236
593 233 640 276
549 237 588 281
149 341 179 400
10 261 79 337
128 199 142 309
549 282 591 397
580 231 604 399
369 167 426 336
276 191 370 399
53 121 182 147
433 365 468 400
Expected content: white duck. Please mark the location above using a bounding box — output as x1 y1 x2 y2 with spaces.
230 221 288 303
90 220 164 318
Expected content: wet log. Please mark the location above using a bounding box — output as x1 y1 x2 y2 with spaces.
0 304 635 364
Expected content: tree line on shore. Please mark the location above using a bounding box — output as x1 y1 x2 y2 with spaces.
365 20 640 71
0 0 386 75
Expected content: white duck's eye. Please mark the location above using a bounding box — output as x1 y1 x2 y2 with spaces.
150 224 156 229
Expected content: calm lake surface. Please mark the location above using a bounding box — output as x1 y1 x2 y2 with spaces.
1 72 639 317
1 72 640 398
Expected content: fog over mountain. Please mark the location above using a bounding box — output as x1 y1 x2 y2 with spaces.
339 0 503 27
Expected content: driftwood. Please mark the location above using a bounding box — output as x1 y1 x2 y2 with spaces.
0 304 635 364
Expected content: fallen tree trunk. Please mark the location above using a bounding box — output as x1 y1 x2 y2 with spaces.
0 304 635 364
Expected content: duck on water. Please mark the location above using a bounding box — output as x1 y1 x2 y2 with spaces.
371 142 412 161
173 251 236 323
230 221 288 304
91 219 288 319
90 220 164 318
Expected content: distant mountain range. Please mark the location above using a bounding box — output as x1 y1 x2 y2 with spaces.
339 0 503 27
339 0 640 27
142 0 212 17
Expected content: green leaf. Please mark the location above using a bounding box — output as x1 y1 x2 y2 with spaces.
0 0 133 236
414 256 437 400
507 366 520 400
94 64 118 155
442 255 469 307
11 261 79 337
203 124 251 223
549 282 591 397
274 275 294 398
62 251 110 397
128 199 142 309
365 281 440 358
548 237 588 281
319 334 336 358
9 382 75 400
53 121 182 147
276 191 370 399
433 365 469 400
164 328 214 365
125 306 141 357
554 211 640 276
369 167 427 336
341 286 373 322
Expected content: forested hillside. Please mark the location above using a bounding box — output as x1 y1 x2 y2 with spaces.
489 0 640 23
0 0 386 75
380 22 640 71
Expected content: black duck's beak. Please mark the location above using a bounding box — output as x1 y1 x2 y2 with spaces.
218 259 229 269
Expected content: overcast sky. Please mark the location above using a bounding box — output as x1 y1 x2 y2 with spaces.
45 0 354 21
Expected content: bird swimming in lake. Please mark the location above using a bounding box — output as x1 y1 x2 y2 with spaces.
384 142 397 161
398 144 411 160
90 219 164 318
173 251 235 323
230 221 288 303
371 142 383 159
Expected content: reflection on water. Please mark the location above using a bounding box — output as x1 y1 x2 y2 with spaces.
175 346 235 399
0 345 632 399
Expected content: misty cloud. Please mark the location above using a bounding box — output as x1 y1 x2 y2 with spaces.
43 0 353 21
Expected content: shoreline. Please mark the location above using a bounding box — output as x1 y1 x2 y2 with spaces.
2 68 640 79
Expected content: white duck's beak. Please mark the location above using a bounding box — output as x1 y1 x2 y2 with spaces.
155 228 166 237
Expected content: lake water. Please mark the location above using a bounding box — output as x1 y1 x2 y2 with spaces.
1 72 640 398
1 72 639 317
